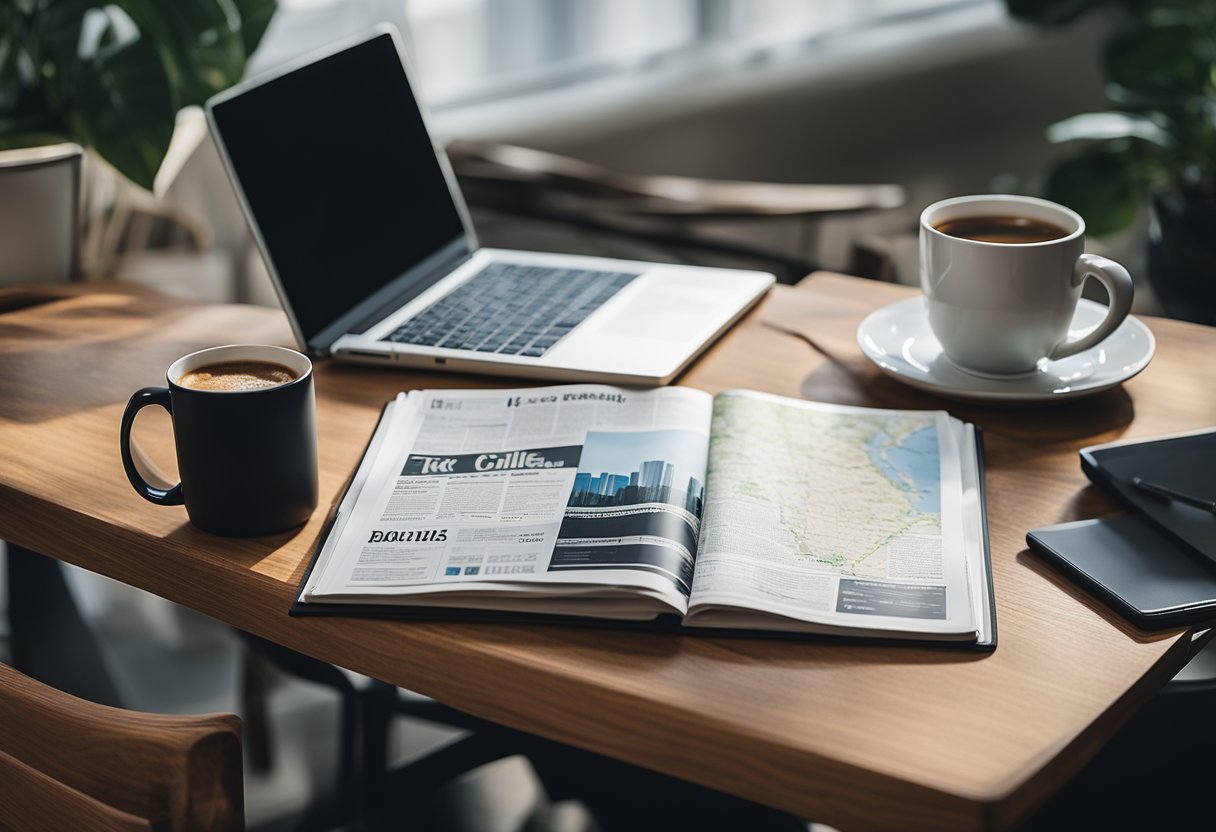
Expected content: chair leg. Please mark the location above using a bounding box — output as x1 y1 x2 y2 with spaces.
235 631 365 831
240 646 276 774
5 544 124 708
360 680 398 828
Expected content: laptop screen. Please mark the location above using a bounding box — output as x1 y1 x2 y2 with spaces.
209 31 468 349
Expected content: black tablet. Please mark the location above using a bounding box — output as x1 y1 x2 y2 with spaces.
1028 514 1216 630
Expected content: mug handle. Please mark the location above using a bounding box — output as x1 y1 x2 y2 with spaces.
1048 253 1135 361
120 387 185 506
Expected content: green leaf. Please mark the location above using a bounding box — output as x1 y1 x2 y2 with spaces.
0 0 276 186
0 131 69 150
1046 111 1173 146
37 4 176 189
1045 143 1158 236
113 0 246 106
0 2 30 114
0 51 20 116
1105 23 1216 99
1141 0 1216 27
229 0 277 58
0 112 64 138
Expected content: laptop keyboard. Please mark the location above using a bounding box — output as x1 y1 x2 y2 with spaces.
382 262 639 357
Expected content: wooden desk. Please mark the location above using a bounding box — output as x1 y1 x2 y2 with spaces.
1 274 1212 831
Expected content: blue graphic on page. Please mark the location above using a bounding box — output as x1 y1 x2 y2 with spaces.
865 425 940 514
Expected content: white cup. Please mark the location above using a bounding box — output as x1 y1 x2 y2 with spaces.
919 194 1134 375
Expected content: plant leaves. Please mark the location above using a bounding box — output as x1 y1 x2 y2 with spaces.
11 0 276 188
75 43 175 189
1046 111 1173 147
112 0 246 106
0 131 70 150
1105 23 1216 99
0 2 33 114
1045 143 1159 236
37 3 176 189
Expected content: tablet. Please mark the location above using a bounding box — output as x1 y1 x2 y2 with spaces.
1028 514 1216 630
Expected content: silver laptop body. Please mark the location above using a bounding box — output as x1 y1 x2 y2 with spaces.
206 26 773 386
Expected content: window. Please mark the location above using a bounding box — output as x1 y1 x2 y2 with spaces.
251 0 993 107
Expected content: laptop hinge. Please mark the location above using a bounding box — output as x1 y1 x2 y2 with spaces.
307 236 473 355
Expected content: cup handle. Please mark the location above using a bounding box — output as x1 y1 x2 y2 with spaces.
120 387 185 506
1048 253 1135 361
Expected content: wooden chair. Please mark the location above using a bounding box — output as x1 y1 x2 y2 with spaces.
0 662 243 832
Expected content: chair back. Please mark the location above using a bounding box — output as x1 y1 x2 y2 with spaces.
0 663 243 832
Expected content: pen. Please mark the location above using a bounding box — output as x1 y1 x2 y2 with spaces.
1131 477 1216 514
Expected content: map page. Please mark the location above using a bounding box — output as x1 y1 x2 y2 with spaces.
687 391 976 637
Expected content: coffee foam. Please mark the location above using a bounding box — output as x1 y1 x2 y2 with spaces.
178 361 297 392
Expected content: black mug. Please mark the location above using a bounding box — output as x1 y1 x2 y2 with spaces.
120 345 318 537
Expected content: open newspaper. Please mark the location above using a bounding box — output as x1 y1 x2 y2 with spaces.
295 385 994 646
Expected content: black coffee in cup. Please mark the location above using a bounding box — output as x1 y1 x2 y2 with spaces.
933 215 1070 244
178 360 298 392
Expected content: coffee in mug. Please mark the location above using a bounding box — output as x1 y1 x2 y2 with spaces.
920 194 1135 375
120 344 318 536
932 215 1070 245
178 360 299 392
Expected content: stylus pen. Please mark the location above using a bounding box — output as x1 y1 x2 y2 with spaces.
1131 477 1216 514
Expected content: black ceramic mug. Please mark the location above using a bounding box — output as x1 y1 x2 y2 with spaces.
120 344 318 537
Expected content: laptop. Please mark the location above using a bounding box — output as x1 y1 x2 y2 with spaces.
205 26 774 386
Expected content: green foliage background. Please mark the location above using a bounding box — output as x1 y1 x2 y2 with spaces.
0 0 276 189
1006 0 1216 235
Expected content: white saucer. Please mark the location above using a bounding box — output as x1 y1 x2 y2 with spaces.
856 297 1156 403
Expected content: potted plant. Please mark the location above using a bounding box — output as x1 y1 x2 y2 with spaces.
0 0 275 282
1005 0 1216 324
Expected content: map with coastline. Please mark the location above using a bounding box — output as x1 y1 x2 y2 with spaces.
702 393 943 581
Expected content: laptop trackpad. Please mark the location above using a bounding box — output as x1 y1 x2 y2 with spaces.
596 293 720 341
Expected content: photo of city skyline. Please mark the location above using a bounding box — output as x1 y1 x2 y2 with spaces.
567 429 708 518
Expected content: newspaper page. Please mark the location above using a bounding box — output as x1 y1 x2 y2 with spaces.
684 391 979 638
303 385 713 618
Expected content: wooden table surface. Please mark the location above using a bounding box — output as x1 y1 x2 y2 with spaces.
1 273 1212 831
